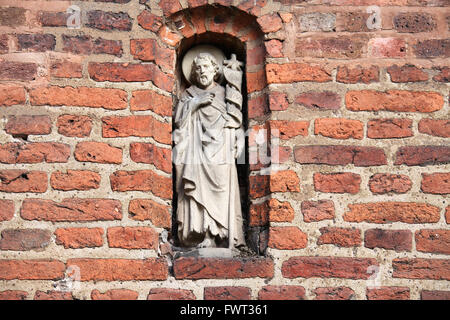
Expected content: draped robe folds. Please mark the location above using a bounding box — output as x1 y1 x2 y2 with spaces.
173 83 245 247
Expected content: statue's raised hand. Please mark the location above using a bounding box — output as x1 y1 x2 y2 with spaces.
193 93 215 111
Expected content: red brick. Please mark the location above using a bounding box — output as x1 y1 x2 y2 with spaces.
269 120 309 139
30 86 127 110
367 118 413 139
62 35 123 57
110 170 172 199
92 289 138 300
137 10 162 32
318 227 361 247
267 63 331 84
0 170 47 193
247 45 265 67
414 39 449 58
130 143 171 174
51 170 100 191
315 118 363 140
102 116 172 145
147 288 196 300
337 11 371 32
107 227 158 250
369 38 406 58
248 94 268 118
0 200 14 221
158 0 182 16
364 229 412 252
246 69 266 93
393 258 450 280
50 61 83 78
67 258 168 281
130 39 174 70
57 115 92 137
74 142 122 164
446 206 450 224
21 199 122 222
249 202 269 227
34 291 73 300
0 35 7 53
158 25 182 47
0 260 65 280
257 14 282 33
421 290 450 300
301 200 335 222
5 116 51 136
0 61 37 81
86 10 132 31
268 198 295 223
416 229 450 255
269 227 307 250
173 257 274 279
336 65 379 84
418 119 450 138
265 39 283 58
0 229 51 251
0 290 28 300
282 257 377 279
294 145 387 166
366 287 410 300
38 11 68 27
369 174 412 194
55 228 104 249
296 37 366 59
258 286 305 300
421 173 450 194
128 199 171 228
394 12 436 33
346 90 443 112
313 287 355 300
314 173 361 194
269 92 288 111
295 91 341 110
0 7 26 27
130 90 172 116
433 67 449 82
387 65 428 82
0 86 26 106
0 142 70 164
204 287 251 300
395 146 450 166
343 202 440 224
17 34 55 52
270 170 300 193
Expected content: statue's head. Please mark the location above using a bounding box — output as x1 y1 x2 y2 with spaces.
190 52 220 89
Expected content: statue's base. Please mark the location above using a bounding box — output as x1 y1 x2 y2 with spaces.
173 247 240 259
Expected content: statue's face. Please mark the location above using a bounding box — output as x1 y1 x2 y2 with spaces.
193 57 215 88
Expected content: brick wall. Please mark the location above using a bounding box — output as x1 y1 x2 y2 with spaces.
0 0 448 300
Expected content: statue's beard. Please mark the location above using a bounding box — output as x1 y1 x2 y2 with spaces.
197 75 213 88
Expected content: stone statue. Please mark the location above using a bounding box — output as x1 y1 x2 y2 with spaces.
173 46 245 250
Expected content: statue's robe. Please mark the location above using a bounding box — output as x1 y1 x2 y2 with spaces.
173 83 245 247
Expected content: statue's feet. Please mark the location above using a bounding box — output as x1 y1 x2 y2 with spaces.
197 238 214 248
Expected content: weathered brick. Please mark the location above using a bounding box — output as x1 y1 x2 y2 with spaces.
394 146 450 166
0 229 51 251
0 290 28 300
394 12 436 33
204 287 251 300
257 13 283 33
130 143 171 174
30 86 127 110
366 287 410 300
421 173 450 194
301 200 335 222
266 63 331 84
313 287 355 300
369 38 406 58
369 174 412 194
110 170 172 199
0 142 70 164
0 200 14 221
294 146 387 166
129 199 171 228
393 258 450 280
367 119 413 139
336 65 379 84
173 257 274 279
314 173 361 194
268 198 295 223
5 116 51 136
297 36 366 59
282 257 377 279
265 39 283 58
92 289 138 300
269 227 307 250
387 65 428 82
51 170 100 191
38 11 68 27
17 34 56 52
315 118 363 140
0 170 47 193
258 286 305 300
433 67 449 82
86 10 132 31
50 61 82 78
346 90 443 112
107 227 158 250
147 288 196 300
21 199 122 222
130 39 174 70
295 91 341 110
337 11 370 32
270 170 300 193
0 7 26 27
248 94 268 118
55 228 104 249
0 260 65 280
416 229 450 255
102 116 172 145
57 115 92 137
0 35 7 53
414 39 450 58
318 227 361 247
269 92 288 111
137 10 163 32
343 202 440 224
418 119 450 138
246 69 266 93
0 61 37 81
62 35 123 56
446 206 450 224
34 291 73 300
130 90 172 116
247 44 265 67
364 229 412 251
299 12 335 32
269 120 308 139
66 258 168 281
75 142 122 164
0 86 26 106
421 290 450 300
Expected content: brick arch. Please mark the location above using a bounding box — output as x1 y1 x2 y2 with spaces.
157 4 279 254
